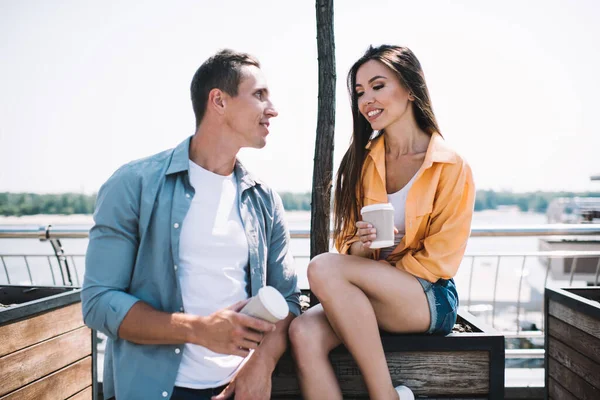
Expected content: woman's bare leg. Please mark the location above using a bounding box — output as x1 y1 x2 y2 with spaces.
308 253 431 400
289 304 342 399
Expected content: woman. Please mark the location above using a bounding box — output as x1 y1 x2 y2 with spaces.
289 45 475 400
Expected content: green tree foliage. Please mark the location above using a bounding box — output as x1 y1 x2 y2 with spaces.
280 192 311 211
0 193 96 216
471 190 600 214
1 190 600 216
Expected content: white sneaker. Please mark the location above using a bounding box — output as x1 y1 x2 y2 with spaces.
395 385 415 400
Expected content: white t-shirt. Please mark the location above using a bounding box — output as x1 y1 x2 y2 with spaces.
174 160 249 389
379 173 417 261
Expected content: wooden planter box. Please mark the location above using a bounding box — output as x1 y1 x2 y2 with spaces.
545 287 600 399
272 308 505 399
0 286 97 400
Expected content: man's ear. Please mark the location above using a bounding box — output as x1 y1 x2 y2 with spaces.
208 88 227 115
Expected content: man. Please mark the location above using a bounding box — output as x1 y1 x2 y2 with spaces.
82 49 300 400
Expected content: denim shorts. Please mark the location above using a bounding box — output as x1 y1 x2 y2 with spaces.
416 277 459 335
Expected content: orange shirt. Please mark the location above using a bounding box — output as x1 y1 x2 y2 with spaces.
335 132 476 283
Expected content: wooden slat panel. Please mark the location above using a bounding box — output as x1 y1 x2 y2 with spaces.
548 357 600 399
549 300 600 340
66 387 92 400
548 316 600 365
548 336 600 389
272 351 489 397
0 357 91 400
0 326 91 396
0 303 84 357
549 377 578 400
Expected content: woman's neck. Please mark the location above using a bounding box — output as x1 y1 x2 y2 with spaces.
383 122 430 159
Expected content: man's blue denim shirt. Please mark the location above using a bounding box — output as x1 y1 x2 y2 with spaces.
81 136 301 400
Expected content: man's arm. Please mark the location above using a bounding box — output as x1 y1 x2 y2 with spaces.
81 167 144 340
82 168 274 355
213 312 294 400
117 300 276 356
243 312 294 370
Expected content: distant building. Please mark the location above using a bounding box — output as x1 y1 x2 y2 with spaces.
546 197 600 223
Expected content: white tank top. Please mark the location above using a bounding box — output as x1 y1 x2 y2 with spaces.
378 173 417 261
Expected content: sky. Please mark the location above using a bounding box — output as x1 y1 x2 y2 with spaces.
1 0 599 195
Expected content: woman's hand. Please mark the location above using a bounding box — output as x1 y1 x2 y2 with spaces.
356 221 377 249
349 222 399 258
348 221 376 258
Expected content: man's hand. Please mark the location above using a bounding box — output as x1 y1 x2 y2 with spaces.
190 300 276 357
211 352 272 400
211 312 295 400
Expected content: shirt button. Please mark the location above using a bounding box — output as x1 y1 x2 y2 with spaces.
173 223 180 229
162 391 168 397
175 348 181 354
186 193 191 198
174 265 178 271
180 306 184 312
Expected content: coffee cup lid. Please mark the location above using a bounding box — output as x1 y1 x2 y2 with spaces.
258 286 289 320
361 203 394 214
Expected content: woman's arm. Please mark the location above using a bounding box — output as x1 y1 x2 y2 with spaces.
397 161 475 282
349 239 375 258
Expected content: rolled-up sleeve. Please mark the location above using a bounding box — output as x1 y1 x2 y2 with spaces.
398 161 475 282
266 191 301 316
81 167 142 340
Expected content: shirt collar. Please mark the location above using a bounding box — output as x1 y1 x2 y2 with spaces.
165 136 192 175
165 136 262 190
365 131 457 170
234 159 262 191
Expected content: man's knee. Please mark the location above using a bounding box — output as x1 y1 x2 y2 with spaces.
289 316 325 358
288 317 308 351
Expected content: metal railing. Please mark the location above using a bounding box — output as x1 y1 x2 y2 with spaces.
3 223 600 239
2 223 600 363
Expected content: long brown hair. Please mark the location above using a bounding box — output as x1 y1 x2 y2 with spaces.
334 45 441 246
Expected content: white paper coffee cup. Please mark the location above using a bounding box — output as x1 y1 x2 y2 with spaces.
360 203 395 249
239 286 289 323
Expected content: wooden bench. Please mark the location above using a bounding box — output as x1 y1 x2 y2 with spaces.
0 286 96 400
4 286 503 399
271 308 505 399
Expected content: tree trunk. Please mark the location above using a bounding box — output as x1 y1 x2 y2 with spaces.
310 0 336 306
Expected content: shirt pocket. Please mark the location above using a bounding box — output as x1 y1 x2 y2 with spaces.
414 203 433 241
